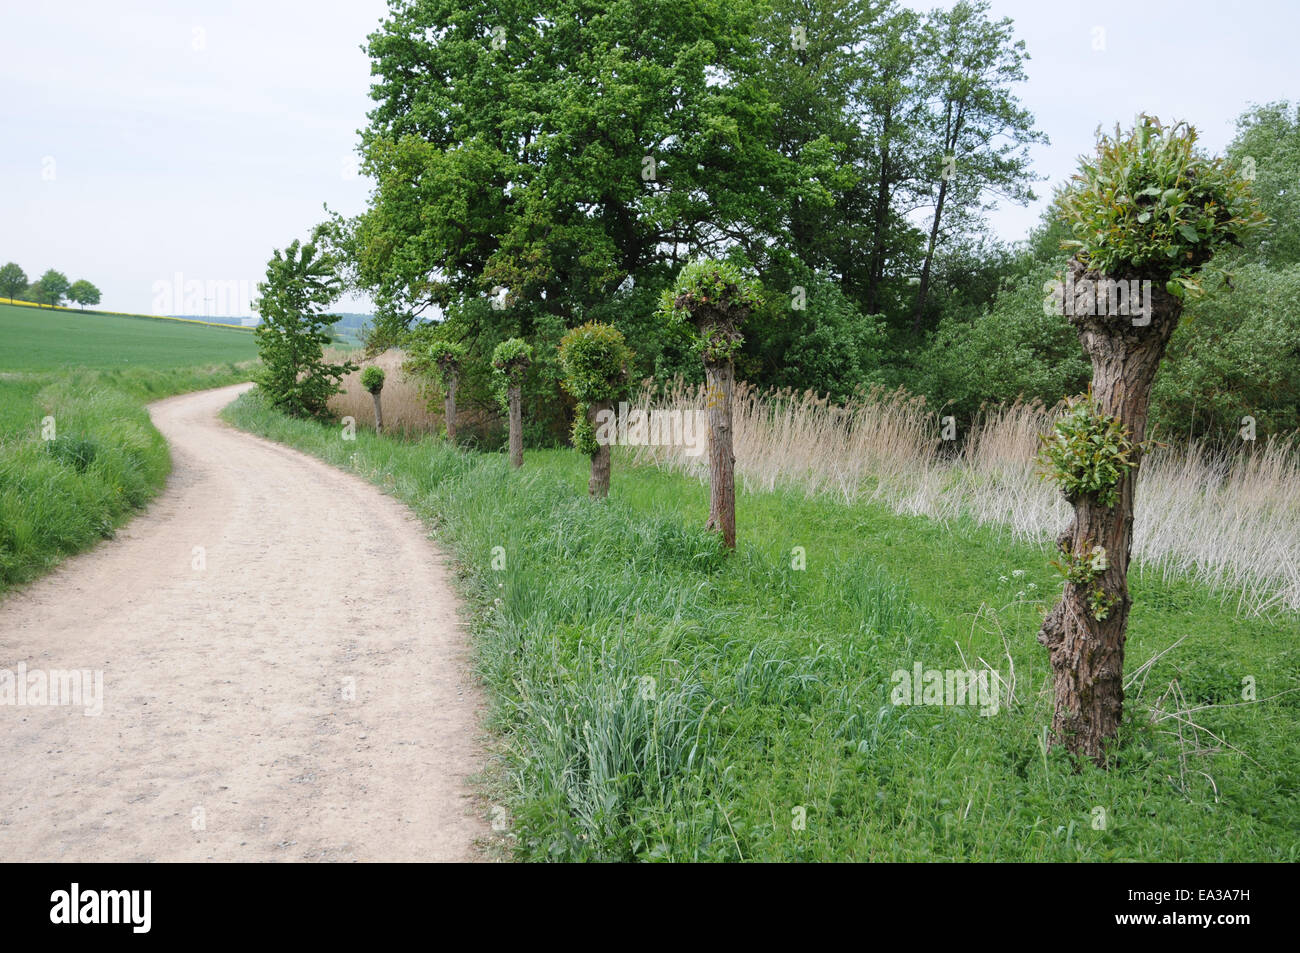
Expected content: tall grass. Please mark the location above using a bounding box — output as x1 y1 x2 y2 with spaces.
327 349 438 436
631 381 1300 614
0 362 256 592
224 389 1300 862
325 348 503 443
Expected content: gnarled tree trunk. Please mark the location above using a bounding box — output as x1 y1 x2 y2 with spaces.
508 381 523 468
1039 258 1183 766
371 392 383 435
443 372 458 442
588 399 611 498
703 358 736 549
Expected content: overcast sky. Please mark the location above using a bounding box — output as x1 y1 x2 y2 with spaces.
1 0 1294 315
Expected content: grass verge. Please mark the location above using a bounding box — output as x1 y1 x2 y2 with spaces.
0 364 254 592
223 388 1300 861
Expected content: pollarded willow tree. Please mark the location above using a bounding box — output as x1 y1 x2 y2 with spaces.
659 261 764 549
558 322 633 499
1039 116 1265 765
492 338 532 469
360 365 385 434
430 340 466 441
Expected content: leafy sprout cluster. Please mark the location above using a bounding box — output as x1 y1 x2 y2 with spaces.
1051 539 1117 620
1038 394 1137 508
491 336 533 412
429 339 467 385
657 259 764 363
558 322 634 457
491 337 533 380
1056 115 1267 297
360 365 386 395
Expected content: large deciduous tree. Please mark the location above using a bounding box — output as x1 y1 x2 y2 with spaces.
1227 100 1300 267
68 280 101 310
1038 116 1265 765
910 0 1045 333
352 0 791 335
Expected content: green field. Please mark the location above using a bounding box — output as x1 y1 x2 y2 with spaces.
0 302 257 591
0 302 257 371
224 390 1300 862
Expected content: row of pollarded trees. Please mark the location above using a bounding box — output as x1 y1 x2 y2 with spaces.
334 117 1260 773
471 118 1265 772
430 263 755 531
0 262 100 309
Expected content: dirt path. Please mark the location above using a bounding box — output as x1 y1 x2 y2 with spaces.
0 383 490 862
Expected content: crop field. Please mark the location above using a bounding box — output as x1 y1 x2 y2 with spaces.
0 302 257 372
0 305 256 590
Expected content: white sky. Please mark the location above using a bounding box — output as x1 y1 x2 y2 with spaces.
1 0 1294 315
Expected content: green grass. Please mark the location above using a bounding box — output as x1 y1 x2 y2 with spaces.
0 302 257 591
223 389 1300 862
0 301 257 371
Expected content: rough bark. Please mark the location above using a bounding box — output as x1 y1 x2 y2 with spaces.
443 372 457 442
1039 258 1183 766
588 399 611 498
703 358 736 549
507 382 523 469
371 392 383 435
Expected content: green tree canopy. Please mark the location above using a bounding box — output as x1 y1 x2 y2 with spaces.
253 228 357 418
0 262 27 300
1227 100 1300 266
68 280 101 309
36 269 70 307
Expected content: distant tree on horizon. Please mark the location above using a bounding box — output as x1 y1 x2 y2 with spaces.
35 269 70 308
0 262 26 300
68 280 101 310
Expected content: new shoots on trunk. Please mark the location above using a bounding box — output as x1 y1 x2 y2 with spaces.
659 260 763 549
1040 115 1265 766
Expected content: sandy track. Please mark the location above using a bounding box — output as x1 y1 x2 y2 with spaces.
0 384 490 862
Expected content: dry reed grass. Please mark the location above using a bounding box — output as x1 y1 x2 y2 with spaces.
630 380 1300 615
327 349 442 436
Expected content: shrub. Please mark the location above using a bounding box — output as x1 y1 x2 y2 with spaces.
918 261 1090 423
1152 262 1300 443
